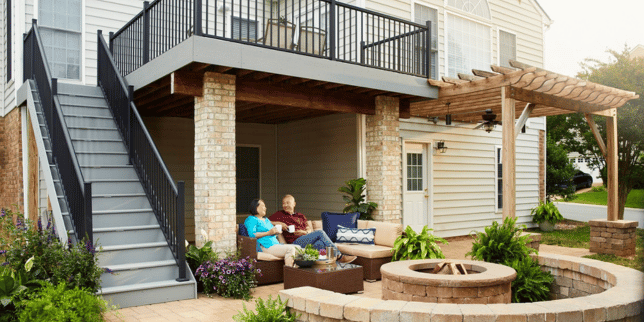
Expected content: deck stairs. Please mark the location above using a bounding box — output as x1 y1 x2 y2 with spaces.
25 81 196 308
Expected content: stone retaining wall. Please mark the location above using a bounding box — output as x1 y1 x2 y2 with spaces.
279 253 643 321
589 219 638 257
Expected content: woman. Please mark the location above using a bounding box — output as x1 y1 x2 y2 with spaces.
244 199 301 267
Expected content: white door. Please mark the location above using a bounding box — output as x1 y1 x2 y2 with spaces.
403 143 430 232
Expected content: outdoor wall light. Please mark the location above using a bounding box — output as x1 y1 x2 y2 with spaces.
445 114 452 125
435 141 447 153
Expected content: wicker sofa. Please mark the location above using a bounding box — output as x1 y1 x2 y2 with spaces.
236 219 403 284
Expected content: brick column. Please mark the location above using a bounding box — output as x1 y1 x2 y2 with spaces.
366 96 401 223
0 108 24 211
194 72 236 251
589 219 638 257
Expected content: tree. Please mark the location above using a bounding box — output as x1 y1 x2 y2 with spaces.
545 137 576 201
547 46 644 219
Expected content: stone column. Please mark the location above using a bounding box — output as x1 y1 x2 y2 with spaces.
589 219 638 257
194 72 236 251
366 96 401 223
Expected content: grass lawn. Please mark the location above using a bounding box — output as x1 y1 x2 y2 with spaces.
528 220 644 272
566 189 644 209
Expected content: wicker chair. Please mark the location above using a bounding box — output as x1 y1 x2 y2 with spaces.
236 225 286 285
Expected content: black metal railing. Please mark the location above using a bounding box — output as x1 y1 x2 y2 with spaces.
110 0 431 77
23 20 93 244
97 30 187 281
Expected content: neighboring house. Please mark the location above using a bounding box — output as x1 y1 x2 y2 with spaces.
630 44 644 59
0 0 552 306
568 152 604 184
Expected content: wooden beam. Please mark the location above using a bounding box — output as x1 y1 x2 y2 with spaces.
236 79 376 115
584 114 607 157
171 71 203 96
437 67 536 97
472 69 500 78
399 99 410 119
606 113 618 221
509 87 610 114
515 103 535 138
501 86 516 219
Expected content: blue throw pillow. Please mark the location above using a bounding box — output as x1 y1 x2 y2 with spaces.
336 225 376 245
238 224 262 253
321 212 359 242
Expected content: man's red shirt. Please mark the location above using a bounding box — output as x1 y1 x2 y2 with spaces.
269 210 308 244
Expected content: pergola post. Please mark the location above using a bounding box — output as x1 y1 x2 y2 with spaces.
501 86 515 219
606 111 618 221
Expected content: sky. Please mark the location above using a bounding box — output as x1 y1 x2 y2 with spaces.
536 0 644 77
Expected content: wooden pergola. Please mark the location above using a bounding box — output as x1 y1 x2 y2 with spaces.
411 61 639 221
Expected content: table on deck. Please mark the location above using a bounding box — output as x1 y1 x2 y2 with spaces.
283 263 364 294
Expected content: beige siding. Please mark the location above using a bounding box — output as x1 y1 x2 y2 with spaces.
237 122 278 213
142 117 196 243
84 0 146 85
277 113 358 220
401 117 541 238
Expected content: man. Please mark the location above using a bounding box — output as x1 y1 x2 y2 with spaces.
269 194 356 264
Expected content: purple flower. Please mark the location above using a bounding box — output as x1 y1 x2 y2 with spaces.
0 250 6 255
1 262 8 266
104 267 114 274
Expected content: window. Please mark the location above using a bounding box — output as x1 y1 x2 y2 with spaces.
578 158 583 163
38 0 81 80
231 16 258 42
446 14 490 77
496 147 502 210
414 4 438 79
499 30 515 68
407 153 423 191
447 0 491 19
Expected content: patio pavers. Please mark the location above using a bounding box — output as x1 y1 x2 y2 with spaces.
102 237 595 321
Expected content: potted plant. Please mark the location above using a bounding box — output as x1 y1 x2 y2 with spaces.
338 178 378 220
293 244 319 268
530 200 564 231
391 225 448 261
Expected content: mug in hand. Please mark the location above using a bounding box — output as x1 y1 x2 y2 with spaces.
274 224 282 232
287 225 295 233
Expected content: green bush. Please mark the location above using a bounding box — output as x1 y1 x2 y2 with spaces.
504 257 553 303
0 263 44 322
233 295 299 322
466 217 535 264
186 240 219 274
392 226 448 261
590 185 606 193
18 282 107 321
0 209 105 293
530 201 564 225
294 244 319 261
338 178 378 220
195 255 259 300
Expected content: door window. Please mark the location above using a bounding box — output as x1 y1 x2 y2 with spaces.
407 153 423 191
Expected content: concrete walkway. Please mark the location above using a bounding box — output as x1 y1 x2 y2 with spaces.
103 237 595 322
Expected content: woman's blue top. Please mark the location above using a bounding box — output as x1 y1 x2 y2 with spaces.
244 215 279 250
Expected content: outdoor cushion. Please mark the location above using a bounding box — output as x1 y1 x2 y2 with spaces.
366 221 403 248
321 212 359 242
335 244 393 259
257 252 282 261
336 225 375 245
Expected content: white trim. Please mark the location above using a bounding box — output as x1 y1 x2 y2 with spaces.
359 114 367 180
411 1 440 80
21 105 28 218
497 27 516 67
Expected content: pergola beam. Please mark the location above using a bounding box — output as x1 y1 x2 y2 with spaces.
584 113 608 157
606 112 618 221
515 103 535 138
501 86 516 219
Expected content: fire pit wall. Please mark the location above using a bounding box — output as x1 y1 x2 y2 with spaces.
380 260 516 304
279 253 644 322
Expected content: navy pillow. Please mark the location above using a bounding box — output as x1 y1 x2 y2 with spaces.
238 224 249 237
321 212 359 242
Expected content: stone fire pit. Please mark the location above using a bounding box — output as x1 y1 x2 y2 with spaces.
380 259 516 304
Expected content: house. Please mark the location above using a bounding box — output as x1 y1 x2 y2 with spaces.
568 151 603 184
0 0 564 307
630 44 644 59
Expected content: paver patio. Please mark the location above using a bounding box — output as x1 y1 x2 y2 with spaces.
103 237 595 321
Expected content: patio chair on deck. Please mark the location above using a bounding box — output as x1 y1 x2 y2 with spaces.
295 25 326 56
260 19 297 50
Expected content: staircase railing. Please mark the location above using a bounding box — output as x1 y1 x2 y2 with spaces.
96 30 187 281
109 0 431 77
23 20 93 245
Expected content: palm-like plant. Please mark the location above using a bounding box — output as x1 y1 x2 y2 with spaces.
391 225 448 261
338 178 377 220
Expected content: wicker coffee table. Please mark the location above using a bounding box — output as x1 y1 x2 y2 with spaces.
283 263 364 294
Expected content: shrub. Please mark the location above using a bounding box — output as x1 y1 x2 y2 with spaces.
466 217 535 264
233 295 299 322
0 261 44 322
0 209 106 293
338 178 378 220
18 282 108 321
186 240 219 274
392 226 448 261
530 200 564 225
591 185 607 192
504 257 554 303
195 255 259 300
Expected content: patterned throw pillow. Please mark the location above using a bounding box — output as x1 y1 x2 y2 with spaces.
336 225 376 245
